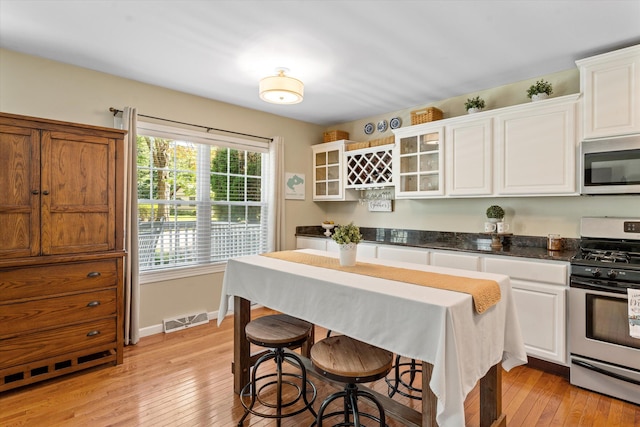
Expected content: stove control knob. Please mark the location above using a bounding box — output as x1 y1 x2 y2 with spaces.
592 268 601 278
607 270 617 279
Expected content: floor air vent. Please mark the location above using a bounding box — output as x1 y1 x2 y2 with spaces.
163 312 209 333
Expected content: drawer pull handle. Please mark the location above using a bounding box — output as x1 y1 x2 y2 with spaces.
87 301 101 307
87 272 101 278
86 330 101 337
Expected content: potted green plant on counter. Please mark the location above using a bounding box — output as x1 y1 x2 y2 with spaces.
332 222 362 266
464 96 486 114
527 79 553 101
486 205 505 223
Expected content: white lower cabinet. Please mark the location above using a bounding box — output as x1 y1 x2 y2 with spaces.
377 246 430 264
295 236 569 365
430 251 480 271
484 257 568 365
296 237 328 251
509 280 567 364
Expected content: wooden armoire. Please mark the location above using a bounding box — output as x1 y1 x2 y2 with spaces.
0 112 126 392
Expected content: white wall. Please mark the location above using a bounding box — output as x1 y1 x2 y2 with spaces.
321 195 638 238
0 48 326 329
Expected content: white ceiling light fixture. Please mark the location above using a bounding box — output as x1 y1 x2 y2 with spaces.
259 68 304 104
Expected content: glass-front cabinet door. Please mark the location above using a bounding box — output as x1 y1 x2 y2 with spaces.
312 140 356 201
393 124 444 198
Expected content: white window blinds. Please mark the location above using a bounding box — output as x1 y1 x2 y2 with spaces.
136 122 270 272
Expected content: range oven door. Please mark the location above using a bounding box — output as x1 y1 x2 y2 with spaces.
569 280 640 370
569 279 640 404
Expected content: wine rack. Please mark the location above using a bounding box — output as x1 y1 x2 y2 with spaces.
345 145 394 188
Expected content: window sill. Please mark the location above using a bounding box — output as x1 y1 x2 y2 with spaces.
140 262 227 285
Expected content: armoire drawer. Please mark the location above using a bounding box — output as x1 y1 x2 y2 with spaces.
0 259 118 301
0 289 117 337
0 318 116 369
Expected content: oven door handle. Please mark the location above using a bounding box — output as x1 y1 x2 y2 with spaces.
570 278 626 294
572 359 640 386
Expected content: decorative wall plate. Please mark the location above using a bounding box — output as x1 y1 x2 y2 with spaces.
377 120 388 133
389 117 402 129
364 122 375 135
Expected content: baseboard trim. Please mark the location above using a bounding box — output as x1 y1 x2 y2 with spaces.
527 356 569 379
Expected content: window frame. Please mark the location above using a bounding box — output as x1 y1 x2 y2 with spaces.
135 121 270 282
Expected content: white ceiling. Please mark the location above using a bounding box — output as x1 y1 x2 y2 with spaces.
1 1 639 125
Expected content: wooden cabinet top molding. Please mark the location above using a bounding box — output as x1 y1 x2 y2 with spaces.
0 112 127 138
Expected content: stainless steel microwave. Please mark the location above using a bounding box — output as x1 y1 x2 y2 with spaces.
580 134 640 195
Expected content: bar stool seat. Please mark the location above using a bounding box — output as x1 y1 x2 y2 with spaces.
238 314 317 426
311 335 393 427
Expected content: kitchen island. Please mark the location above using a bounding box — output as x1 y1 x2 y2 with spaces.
218 249 528 427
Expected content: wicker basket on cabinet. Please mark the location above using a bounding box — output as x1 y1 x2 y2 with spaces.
323 130 350 142
410 107 443 125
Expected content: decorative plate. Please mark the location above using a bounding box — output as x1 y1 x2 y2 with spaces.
377 119 388 133
389 117 402 129
364 122 375 135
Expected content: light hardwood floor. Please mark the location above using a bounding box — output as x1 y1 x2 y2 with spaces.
1 307 639 426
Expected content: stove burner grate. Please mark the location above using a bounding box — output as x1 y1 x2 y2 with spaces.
581 249 631 263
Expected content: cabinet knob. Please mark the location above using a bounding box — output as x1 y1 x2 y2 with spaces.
87 272 101 278
42 190 50 195
86 330 101 337
31 190 39 195
86 301 101 307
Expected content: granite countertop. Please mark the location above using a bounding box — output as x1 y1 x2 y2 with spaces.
296 226 579 262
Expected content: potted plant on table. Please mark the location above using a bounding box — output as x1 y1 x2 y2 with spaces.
526 79 553 101
464 96 486 114
331 222 362 266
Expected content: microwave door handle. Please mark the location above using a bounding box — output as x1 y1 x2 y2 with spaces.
572 359 640 387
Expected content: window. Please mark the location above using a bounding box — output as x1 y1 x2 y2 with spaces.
136 122 270 275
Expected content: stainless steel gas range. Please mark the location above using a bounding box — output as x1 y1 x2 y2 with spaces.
569 217 640 405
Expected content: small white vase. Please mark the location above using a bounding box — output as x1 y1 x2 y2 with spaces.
339 243 357 266
531 93 549 102
467 107 481 114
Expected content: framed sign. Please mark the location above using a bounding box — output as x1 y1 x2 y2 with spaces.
285 172 305 200
368 199 393 212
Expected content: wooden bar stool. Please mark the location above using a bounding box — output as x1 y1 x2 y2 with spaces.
237 314 317 426
310 335 393 427
385 355 423 400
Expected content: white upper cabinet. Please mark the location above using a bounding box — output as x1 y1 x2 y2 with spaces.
392 123 444 198
311 140 357 201
494 95 579 195
445 116 493 196
576 44 640 139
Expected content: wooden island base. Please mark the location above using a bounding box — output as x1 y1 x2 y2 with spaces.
232 297 506 427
